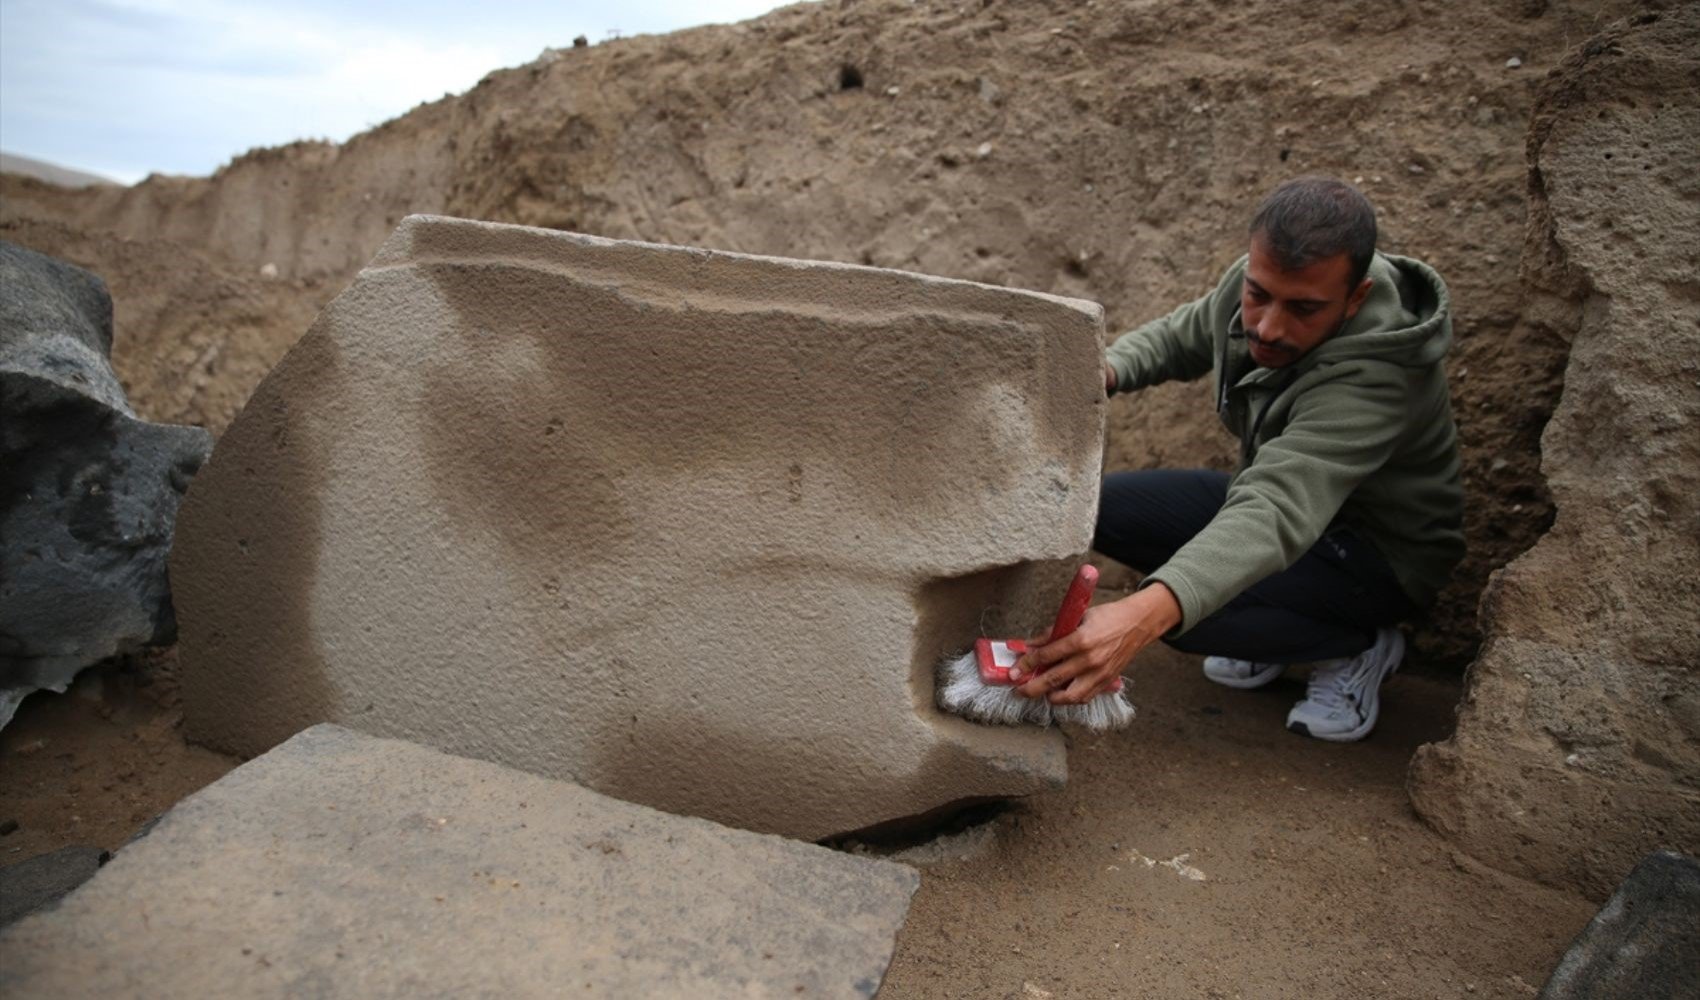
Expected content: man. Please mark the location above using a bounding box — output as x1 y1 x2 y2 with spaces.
1010 176 1463 742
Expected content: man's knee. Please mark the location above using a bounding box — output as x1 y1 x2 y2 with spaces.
1094 469 1228 570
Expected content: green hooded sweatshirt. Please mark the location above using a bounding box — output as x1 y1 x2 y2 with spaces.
1104 252 1464 634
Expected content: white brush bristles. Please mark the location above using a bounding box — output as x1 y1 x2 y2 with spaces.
935 651 1136 732
1052 691 1137 731
936 651 1052 727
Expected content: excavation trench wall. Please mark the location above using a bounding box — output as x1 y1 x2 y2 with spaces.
1410 7 1700 899
0 0 1646 668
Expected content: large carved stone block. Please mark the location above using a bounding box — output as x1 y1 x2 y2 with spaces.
0 725 920 997
172 216 1106 839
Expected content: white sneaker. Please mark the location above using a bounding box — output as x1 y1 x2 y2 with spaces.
1286 628 1405 742
1202 656 1286 689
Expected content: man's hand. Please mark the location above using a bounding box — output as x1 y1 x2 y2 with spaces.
1104 362 1118 395
1009 583 1182 705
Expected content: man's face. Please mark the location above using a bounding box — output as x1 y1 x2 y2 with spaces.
1240 237 1372 368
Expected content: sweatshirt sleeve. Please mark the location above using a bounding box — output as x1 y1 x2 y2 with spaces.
1104 269 1233 393
1144 364 1411 633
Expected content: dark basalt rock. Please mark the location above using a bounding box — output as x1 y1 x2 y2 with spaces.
0 241 212 726
0 846 108 928
1539 850 1700 1000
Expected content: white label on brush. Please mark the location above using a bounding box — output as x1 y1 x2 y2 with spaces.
989 642 1019 668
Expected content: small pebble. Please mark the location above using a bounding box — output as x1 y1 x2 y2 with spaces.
1505 56 1523 69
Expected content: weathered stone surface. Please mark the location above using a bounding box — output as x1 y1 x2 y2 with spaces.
1539 850 1700 1000
173 215 1106 839
1409 9 1700 897
0 241 212 727
0 846 106 928
0 724 920 998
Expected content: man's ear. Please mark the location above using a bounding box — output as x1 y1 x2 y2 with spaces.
1344 277 1373 320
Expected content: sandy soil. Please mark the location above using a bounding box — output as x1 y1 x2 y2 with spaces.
0 634 1593 998
881 641 1592 999
0 651 233 866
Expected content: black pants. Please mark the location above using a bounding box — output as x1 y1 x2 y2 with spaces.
1093 469 1419 664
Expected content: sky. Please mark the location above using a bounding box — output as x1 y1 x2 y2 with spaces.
0 0 792 184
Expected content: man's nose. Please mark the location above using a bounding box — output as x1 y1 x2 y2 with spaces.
1255 311 1287 343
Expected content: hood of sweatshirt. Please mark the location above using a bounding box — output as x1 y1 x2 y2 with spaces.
1301 251 1452 369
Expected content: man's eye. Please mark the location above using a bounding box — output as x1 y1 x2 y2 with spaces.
1246 286 1270 302
1291 304 1320 316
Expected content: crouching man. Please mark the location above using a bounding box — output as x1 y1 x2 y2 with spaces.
1013 176 1464 742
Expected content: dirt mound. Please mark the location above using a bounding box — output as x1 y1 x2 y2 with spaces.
0 0 1648 668
0 153 117 189
0 216 323 435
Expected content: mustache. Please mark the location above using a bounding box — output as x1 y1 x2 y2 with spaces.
1245 329 1299 355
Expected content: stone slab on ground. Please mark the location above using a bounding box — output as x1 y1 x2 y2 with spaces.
0 724 920 998
172 215 1107 839
1539 850 1700 1000
0 845 107 928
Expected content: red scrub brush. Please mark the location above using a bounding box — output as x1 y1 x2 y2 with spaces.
936 564 1135 731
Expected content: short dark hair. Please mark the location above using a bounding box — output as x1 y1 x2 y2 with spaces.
1248 177 1378 291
